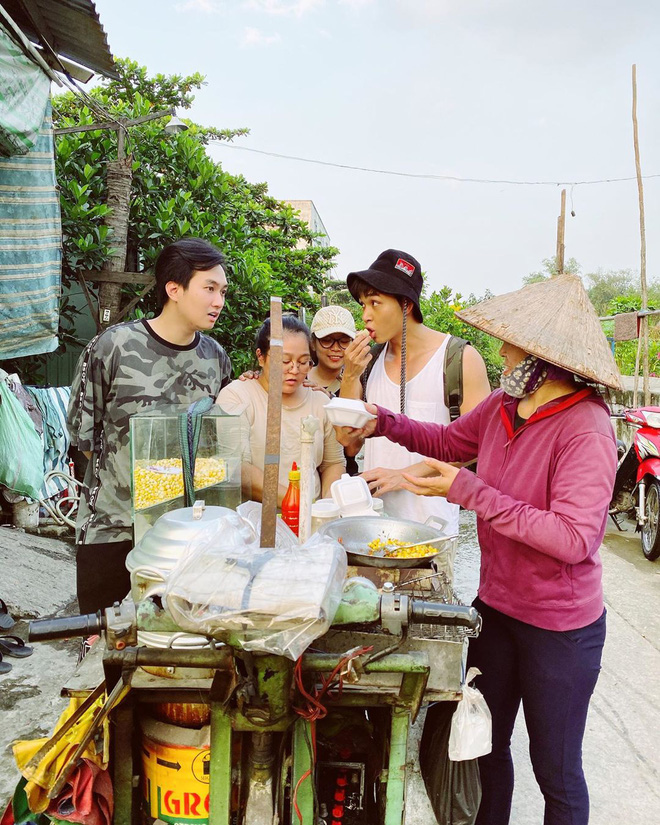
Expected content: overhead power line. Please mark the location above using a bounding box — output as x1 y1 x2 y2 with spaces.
208 141 660 188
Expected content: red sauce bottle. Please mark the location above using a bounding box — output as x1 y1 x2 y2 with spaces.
281 461 301 536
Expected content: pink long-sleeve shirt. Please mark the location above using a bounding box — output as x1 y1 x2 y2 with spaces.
373 388 617 631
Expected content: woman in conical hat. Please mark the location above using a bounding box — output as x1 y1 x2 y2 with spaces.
341 274 621 825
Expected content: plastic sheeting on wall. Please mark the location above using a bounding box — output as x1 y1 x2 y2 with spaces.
0 25 50 156
0 99 62 359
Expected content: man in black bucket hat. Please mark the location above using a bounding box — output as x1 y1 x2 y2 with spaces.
336 248 491 537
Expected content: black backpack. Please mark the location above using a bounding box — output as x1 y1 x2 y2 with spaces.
360 336 468 421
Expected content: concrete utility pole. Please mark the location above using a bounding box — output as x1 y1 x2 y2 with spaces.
54 109 184 328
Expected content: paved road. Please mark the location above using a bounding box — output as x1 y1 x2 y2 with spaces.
1 517 659 821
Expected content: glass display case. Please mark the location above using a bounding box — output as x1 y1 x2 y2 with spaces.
130 406 250 543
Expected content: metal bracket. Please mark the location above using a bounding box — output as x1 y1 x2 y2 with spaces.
104 600 138 650
380 591 410 636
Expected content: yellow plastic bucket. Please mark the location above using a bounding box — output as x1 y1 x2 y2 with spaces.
140 717 210 825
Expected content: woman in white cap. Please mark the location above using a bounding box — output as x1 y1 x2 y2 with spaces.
343 273 622 825
308 305 357 394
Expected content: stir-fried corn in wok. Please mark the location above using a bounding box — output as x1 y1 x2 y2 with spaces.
366 536 437 558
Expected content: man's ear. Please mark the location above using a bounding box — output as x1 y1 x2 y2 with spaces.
256 349 266 367
165 281 182 303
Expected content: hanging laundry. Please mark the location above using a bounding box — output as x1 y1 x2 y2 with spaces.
25 386 71 498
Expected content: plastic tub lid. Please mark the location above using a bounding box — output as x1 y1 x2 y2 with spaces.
311 498 341 519
330 473 373 517
371 497 384 512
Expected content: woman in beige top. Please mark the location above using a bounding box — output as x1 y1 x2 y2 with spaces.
216 314 346 505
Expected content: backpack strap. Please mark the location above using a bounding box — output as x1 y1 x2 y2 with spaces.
444 336 468 422
360 343 386 401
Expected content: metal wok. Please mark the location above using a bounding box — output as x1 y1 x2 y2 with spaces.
319 516 454 568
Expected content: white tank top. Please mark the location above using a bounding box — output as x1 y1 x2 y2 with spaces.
364 336 460 534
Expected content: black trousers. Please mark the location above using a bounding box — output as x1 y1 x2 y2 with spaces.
467 597 606 825
76 540 133 615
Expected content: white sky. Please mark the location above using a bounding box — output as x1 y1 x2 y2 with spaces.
92 0 660 298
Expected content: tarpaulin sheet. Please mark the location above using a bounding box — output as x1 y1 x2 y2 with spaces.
0 25 49 156
0 99 62 359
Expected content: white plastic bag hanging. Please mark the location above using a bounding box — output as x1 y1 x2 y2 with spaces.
448 667 492 761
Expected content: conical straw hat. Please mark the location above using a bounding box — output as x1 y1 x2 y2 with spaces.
455 272 623 390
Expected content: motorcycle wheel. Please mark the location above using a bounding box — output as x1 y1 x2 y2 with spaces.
641 479 660 561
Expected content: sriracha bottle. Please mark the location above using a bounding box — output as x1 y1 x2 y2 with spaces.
281 461 301 536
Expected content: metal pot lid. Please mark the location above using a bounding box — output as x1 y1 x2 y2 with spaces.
126 504 249 573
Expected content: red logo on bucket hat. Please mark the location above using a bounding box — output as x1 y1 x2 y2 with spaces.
394 257 415 277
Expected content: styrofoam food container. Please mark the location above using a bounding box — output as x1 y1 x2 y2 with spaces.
331 473 378 517
324 397 376 429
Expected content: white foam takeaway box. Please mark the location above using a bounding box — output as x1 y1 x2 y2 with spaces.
330 473 379 518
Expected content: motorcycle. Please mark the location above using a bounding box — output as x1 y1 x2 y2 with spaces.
610 406 660 561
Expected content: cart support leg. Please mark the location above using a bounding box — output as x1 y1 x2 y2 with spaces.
291 719 314 824
112 699 134 825
209 703 232 825
384 708 409 825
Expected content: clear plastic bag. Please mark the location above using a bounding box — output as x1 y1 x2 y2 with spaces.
163 510 347 660
448 667 492 761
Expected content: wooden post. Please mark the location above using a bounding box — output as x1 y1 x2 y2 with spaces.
98 123 132 328
632 64 649 404
555 189 566 275
260 297 284 547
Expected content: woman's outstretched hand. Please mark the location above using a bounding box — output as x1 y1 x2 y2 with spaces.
400 458 460 497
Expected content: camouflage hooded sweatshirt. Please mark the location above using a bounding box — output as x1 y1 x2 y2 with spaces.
67 320 231 545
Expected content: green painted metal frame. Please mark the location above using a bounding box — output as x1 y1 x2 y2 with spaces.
291 719 315 825
209 703 232 825
384 708 410 825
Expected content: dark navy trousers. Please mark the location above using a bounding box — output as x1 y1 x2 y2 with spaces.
467 598 606 825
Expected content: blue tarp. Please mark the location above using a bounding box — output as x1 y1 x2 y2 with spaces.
0 100 62 359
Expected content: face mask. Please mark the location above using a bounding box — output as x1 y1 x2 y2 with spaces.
500 354 547 398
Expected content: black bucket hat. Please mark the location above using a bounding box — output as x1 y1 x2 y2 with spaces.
347 249 423 322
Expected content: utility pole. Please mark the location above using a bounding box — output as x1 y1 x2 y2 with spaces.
54 109 185 328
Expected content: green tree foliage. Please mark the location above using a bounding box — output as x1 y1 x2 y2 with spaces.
420 287 502 386
51 59 338 375
522 256 581 285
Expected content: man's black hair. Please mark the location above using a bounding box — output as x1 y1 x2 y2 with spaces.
255 314 311 356
349 276 411 313
155 238 227 308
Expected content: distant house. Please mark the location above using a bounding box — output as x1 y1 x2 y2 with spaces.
284 200 331 250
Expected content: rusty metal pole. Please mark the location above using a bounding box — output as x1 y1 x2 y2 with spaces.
98 123 132 328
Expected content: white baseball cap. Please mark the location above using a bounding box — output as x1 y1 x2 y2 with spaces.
310 305 357 340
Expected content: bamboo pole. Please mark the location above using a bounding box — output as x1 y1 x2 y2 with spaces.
260 297 283 547
555 188 566 275
632 64 649 405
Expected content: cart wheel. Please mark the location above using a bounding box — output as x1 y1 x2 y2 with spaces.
642 479 660 561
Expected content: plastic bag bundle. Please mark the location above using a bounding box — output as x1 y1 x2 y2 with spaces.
0 380 44 499
419 701 481 825
448 667 492 761
164 510 347 660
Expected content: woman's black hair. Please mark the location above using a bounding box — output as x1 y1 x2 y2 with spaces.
154 238 227 308
255 314 311 356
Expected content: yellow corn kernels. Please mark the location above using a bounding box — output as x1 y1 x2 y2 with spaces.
133 457 227 510
366 536 437 558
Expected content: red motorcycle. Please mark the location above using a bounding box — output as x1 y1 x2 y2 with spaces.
610 406 660 561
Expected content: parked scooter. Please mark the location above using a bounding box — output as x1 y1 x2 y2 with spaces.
610 406 660 561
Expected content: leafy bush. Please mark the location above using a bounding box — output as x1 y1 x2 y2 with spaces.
46 59 338 377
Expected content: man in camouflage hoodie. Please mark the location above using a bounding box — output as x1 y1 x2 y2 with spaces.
67 238 232 614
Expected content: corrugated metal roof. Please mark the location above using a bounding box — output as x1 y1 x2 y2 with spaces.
1 0 116 78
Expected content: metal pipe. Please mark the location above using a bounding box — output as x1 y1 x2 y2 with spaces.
409 601 480 630
29 612 104 641
103 647 234 669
